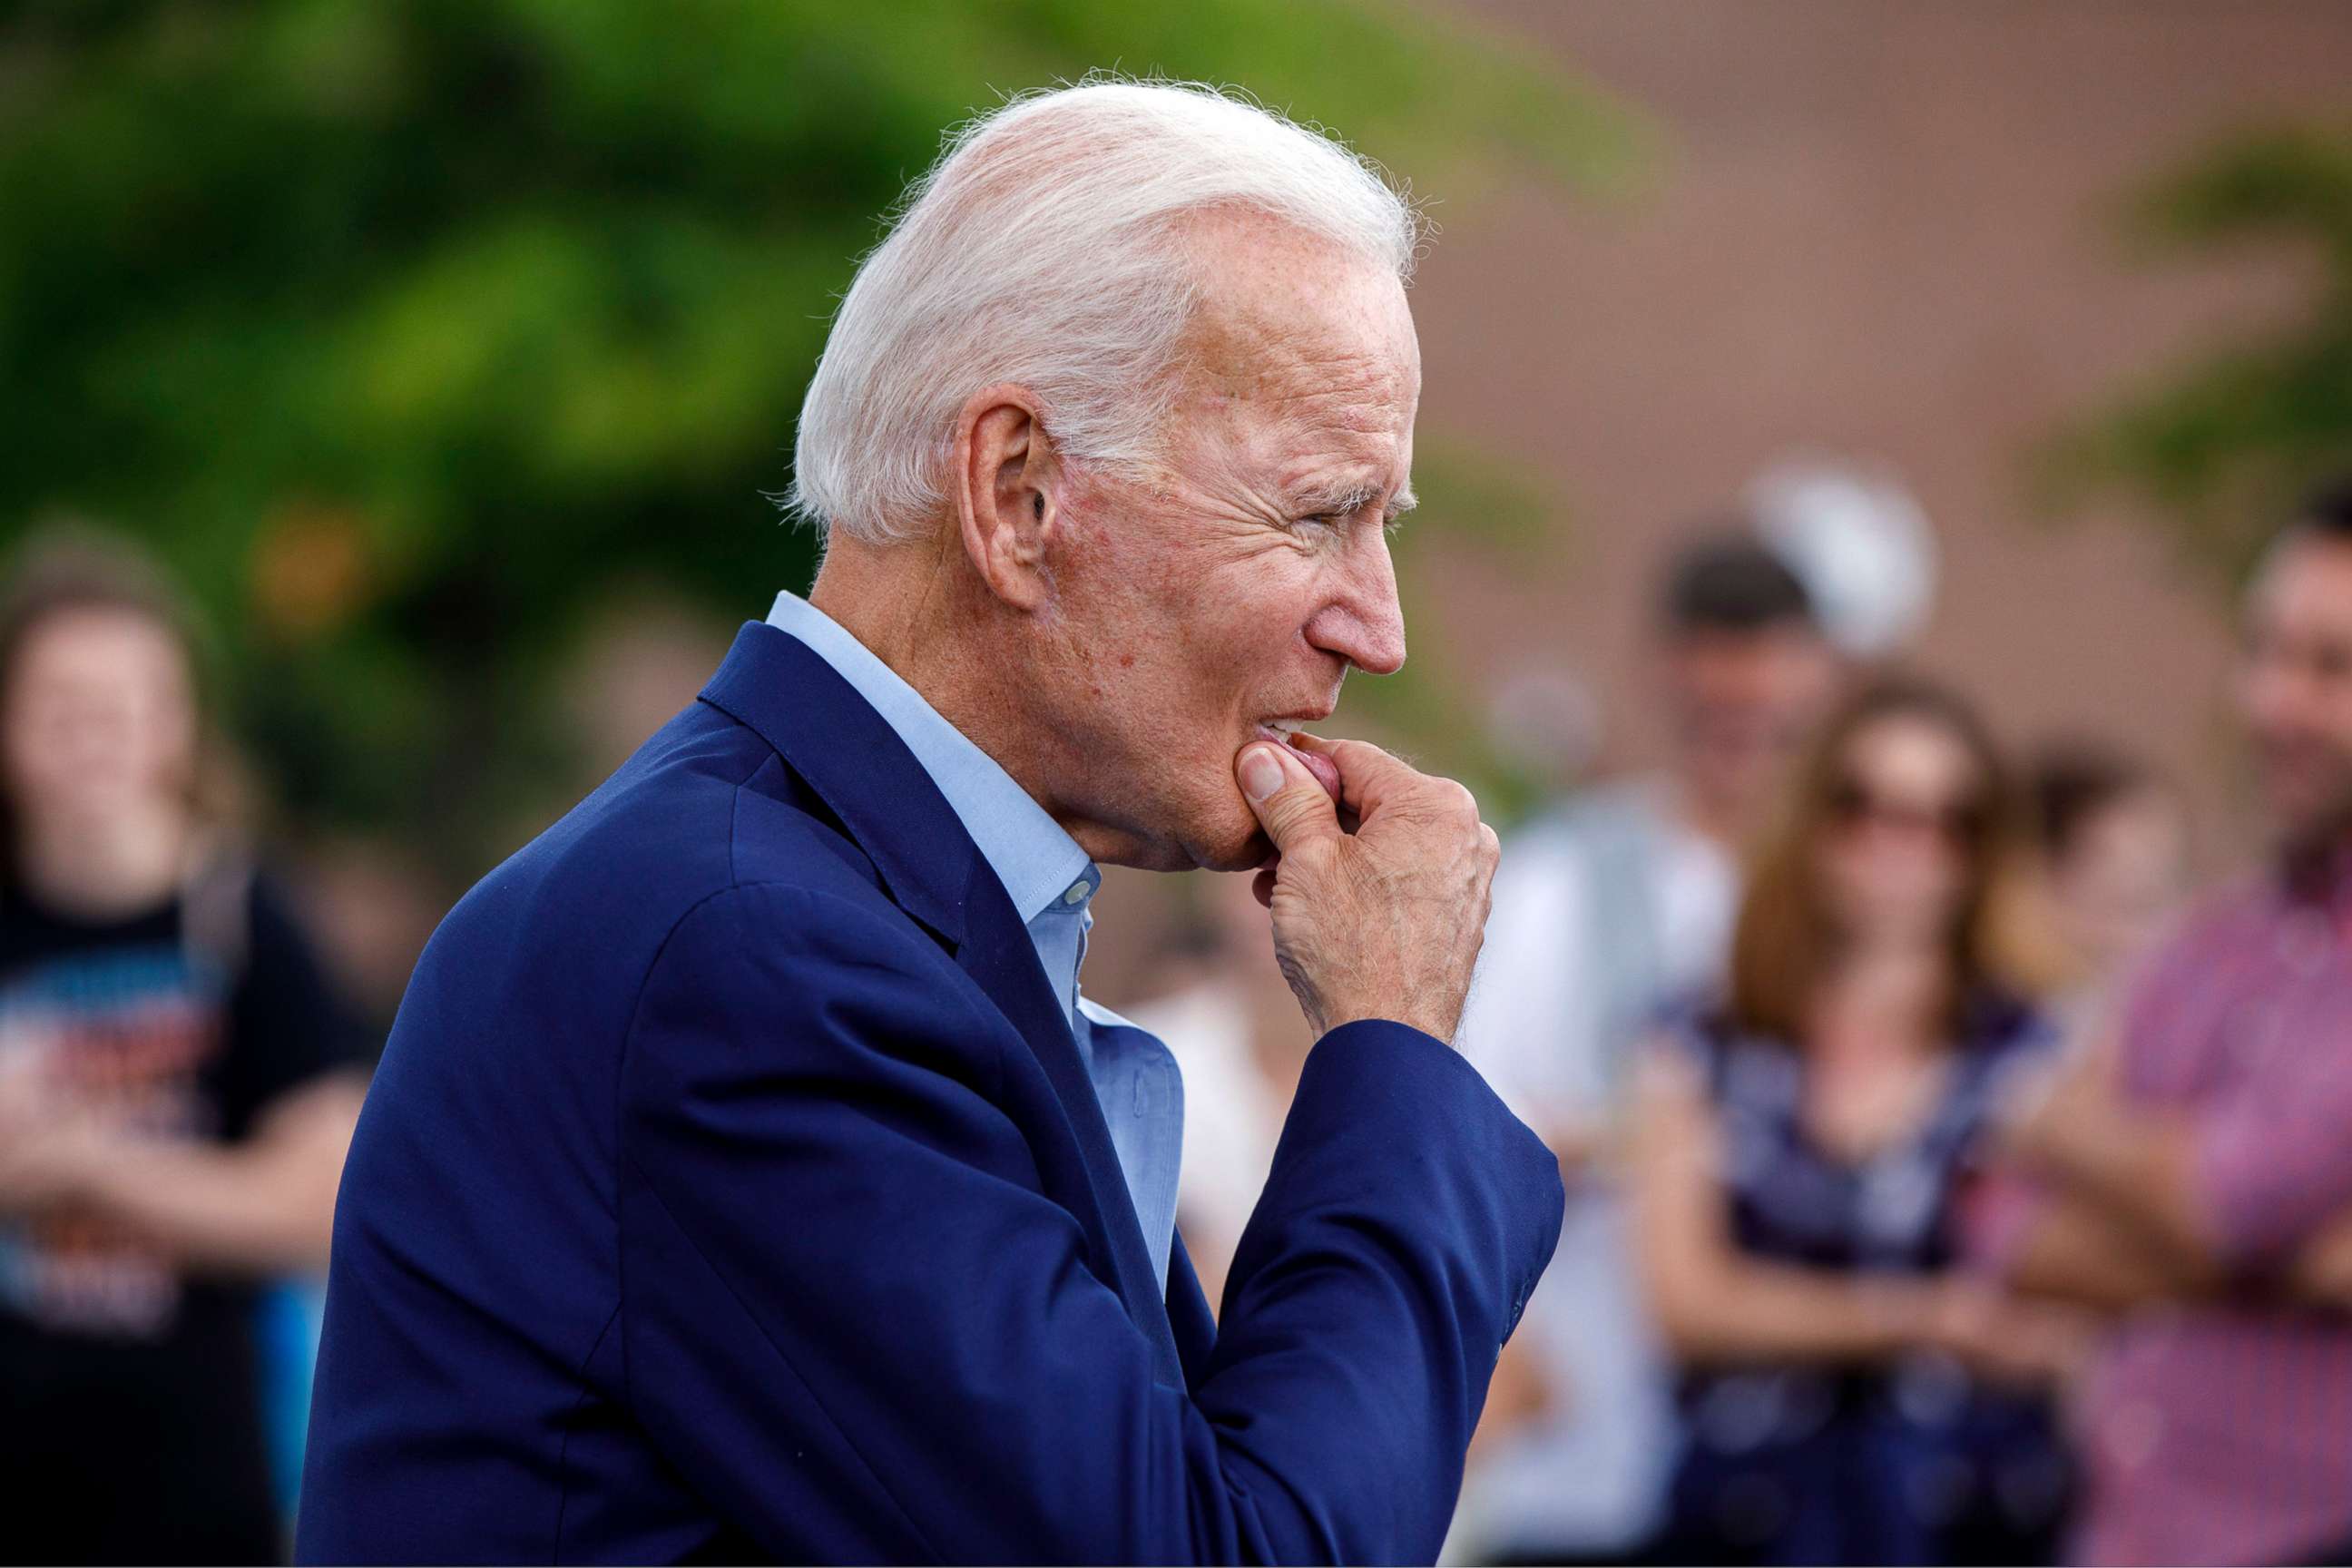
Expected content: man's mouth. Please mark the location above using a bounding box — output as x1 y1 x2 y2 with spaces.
1255 720 1342 802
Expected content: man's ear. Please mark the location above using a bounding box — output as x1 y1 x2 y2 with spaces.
950 382 1062 612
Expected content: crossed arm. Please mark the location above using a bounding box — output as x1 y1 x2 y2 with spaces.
0 1069 365 1275
1628 1048 2084 1383
1992 1040 2352 1315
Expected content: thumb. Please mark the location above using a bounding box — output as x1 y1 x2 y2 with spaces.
1237 742 1341 853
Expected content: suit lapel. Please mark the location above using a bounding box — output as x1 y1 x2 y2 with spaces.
700 622 1184 1385
944 865 1187 1385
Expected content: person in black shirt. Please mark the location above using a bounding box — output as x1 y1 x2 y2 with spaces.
0 531 370 1564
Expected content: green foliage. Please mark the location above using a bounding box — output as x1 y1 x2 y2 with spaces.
2038 120 2352 585
0 0 1626 870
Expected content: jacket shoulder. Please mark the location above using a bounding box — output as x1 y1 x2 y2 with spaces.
387 699 942 1105
450 700 899 954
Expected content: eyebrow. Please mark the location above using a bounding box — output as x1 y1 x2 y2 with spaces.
1297 480 1418 520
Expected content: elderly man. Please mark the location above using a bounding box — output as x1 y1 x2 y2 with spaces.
298 82 1563 1564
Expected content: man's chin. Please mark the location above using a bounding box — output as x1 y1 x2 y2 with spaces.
1082 775 1270 874
1178 803 1275 875
2277 804 2352 860
1191 832 1275 876
2264 771 2352 856
1084 808 1263 875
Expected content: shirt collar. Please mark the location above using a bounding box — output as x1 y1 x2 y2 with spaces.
765 591 1093 926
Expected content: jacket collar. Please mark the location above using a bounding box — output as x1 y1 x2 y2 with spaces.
761 591 1093 930
698 621 1184 1383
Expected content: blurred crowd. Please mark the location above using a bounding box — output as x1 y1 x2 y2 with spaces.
1 475 2349 1564
1131 481 2352 1567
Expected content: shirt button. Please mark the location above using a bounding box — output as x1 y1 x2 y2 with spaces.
1063 879 1090 906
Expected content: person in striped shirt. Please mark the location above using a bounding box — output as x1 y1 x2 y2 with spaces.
1984 478 2352 1566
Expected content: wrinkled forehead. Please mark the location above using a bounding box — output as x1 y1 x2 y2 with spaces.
1174 211 1420 440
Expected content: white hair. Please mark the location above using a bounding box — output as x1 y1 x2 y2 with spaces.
786 78 1424 545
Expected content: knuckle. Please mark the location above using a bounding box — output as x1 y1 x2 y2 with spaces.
1397 776 1469 822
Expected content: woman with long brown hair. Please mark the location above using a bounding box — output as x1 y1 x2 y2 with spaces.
1630 676 2082 1565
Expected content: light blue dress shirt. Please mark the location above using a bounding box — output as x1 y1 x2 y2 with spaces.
766 592 1185 1293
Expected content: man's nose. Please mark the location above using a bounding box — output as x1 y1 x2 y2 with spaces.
1306 532 1406 676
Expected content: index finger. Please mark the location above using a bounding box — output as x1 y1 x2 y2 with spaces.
1285 732 1434 819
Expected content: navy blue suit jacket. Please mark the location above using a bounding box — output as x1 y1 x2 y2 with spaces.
298 622 1564 1564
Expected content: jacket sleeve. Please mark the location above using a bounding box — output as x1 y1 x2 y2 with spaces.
616 882 1564 1565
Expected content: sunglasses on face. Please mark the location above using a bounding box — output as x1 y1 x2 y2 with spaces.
1825 777 1987 847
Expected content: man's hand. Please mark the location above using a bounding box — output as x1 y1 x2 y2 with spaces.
1993 1030 2122 1180
1917 1278 2095 1390
1990 1032 2225 1290
1235 734 1498 1044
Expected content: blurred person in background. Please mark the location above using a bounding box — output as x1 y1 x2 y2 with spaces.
1985 482 2352 1567
2025 743 2190 1027
1632 677 2080 1566
1455 530 1845 1563
0 531 370 1564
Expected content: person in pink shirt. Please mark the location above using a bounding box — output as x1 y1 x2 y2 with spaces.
1984 479 2352 1566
